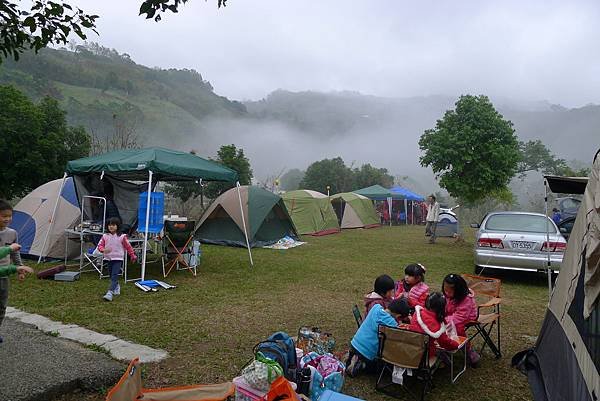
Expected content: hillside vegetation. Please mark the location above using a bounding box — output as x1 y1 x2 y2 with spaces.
0 44 246 145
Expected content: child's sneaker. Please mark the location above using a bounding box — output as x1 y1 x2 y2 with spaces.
113 284 120 296
103 291 113 302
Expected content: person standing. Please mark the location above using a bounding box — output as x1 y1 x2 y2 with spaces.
425 195 440 244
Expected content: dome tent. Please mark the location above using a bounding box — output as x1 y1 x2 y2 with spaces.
195 186 298 248
10 177 80 260
330 192 379 229
282 190 340 236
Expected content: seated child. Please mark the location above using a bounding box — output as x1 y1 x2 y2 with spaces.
346 299 409 377
409 292 459 366
442 273 479 365
394 263 429 309
364 274 395 315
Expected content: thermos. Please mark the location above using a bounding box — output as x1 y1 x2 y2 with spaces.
297 367 312 396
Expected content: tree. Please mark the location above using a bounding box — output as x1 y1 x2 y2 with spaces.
517 140 568 177
139 0 227 22
0 85 90 199
280 169 305 191
300 157 353 194
204 144 253 199
353 163 394 189
419 95 520 205
0 1 98 63
0 1 226 64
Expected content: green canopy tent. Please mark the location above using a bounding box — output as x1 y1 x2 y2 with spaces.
62 148 245 279
281 190 340 236
353 184 395 226
195 186 298 247
330 192 380 229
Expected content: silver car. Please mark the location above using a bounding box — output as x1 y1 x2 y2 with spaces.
472 212 566 274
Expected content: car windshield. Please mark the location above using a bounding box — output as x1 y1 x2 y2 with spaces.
485 214 557 233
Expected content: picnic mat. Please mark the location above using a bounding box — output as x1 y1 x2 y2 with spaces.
263 236 306 250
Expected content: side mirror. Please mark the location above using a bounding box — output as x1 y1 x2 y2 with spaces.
470 223 480 229
559 227 567 233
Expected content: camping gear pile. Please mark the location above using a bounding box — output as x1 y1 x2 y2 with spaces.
107 330 356 401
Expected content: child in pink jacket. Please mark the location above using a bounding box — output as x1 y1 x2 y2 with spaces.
98 217 137 301
442 273 479 365
394 263 429 309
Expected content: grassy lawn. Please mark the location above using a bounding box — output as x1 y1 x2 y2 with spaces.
10 226 548 401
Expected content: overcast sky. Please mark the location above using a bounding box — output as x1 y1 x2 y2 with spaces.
73 0 599 107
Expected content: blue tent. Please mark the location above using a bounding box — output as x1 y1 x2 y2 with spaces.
389 186 425 202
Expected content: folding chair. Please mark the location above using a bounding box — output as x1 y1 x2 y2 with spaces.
161 220 199 277
376 325 438 401
462 274 502 359
352 304 363 328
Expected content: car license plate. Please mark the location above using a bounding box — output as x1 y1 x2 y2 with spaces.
511 241 534 250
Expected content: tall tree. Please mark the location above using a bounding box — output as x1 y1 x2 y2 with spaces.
204 144 253 199
518 139 590 177
353 163 394 189
0 85 90 199
300 157 353 194
419 94 520 205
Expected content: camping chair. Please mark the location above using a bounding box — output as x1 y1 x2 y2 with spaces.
376 325 438 401
462 274 502 359
106 358 234 401
161 220 199 277
352 304 363 328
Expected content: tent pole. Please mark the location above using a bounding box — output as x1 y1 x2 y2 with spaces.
404 199 408 225
38 173 67 264
545 179 552 299
236 182 254 267
141 170 153 281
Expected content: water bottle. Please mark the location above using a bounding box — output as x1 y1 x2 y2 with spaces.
297 367 312 396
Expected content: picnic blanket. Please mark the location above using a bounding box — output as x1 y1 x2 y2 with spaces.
263 236 306 250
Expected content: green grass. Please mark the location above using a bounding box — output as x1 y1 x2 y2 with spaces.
11 226 548 401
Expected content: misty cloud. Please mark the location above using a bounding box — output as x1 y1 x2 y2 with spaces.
75 0 600 107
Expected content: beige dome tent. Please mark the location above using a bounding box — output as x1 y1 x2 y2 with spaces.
330 192 379 229
514 150 599 401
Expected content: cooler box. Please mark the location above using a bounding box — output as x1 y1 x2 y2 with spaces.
54 271 81 281
318 390 365 401
138 192 164 234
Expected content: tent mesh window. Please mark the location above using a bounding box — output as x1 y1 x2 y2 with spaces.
568 255 600 373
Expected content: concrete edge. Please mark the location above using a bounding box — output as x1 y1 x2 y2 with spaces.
5 307 168 363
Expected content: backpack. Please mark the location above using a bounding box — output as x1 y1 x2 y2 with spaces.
254 332 297 381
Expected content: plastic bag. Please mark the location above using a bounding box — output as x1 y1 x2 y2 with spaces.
445 320 458 341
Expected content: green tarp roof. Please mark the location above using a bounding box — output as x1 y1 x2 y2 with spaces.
66 147 238 182
354 184 393 200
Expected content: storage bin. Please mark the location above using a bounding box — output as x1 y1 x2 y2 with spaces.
232 376 267 401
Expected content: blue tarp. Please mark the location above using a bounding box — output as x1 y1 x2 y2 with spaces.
389 186 425 202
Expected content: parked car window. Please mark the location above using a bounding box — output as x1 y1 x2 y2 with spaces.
560 198 580 211
485 214 557 233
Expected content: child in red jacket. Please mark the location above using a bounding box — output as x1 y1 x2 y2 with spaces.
409 292 459 366
395 263 429 309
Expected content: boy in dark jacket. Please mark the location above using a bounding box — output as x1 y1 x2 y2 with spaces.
364 274 395 315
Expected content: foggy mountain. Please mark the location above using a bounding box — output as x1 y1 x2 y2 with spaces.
1 46 597 198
